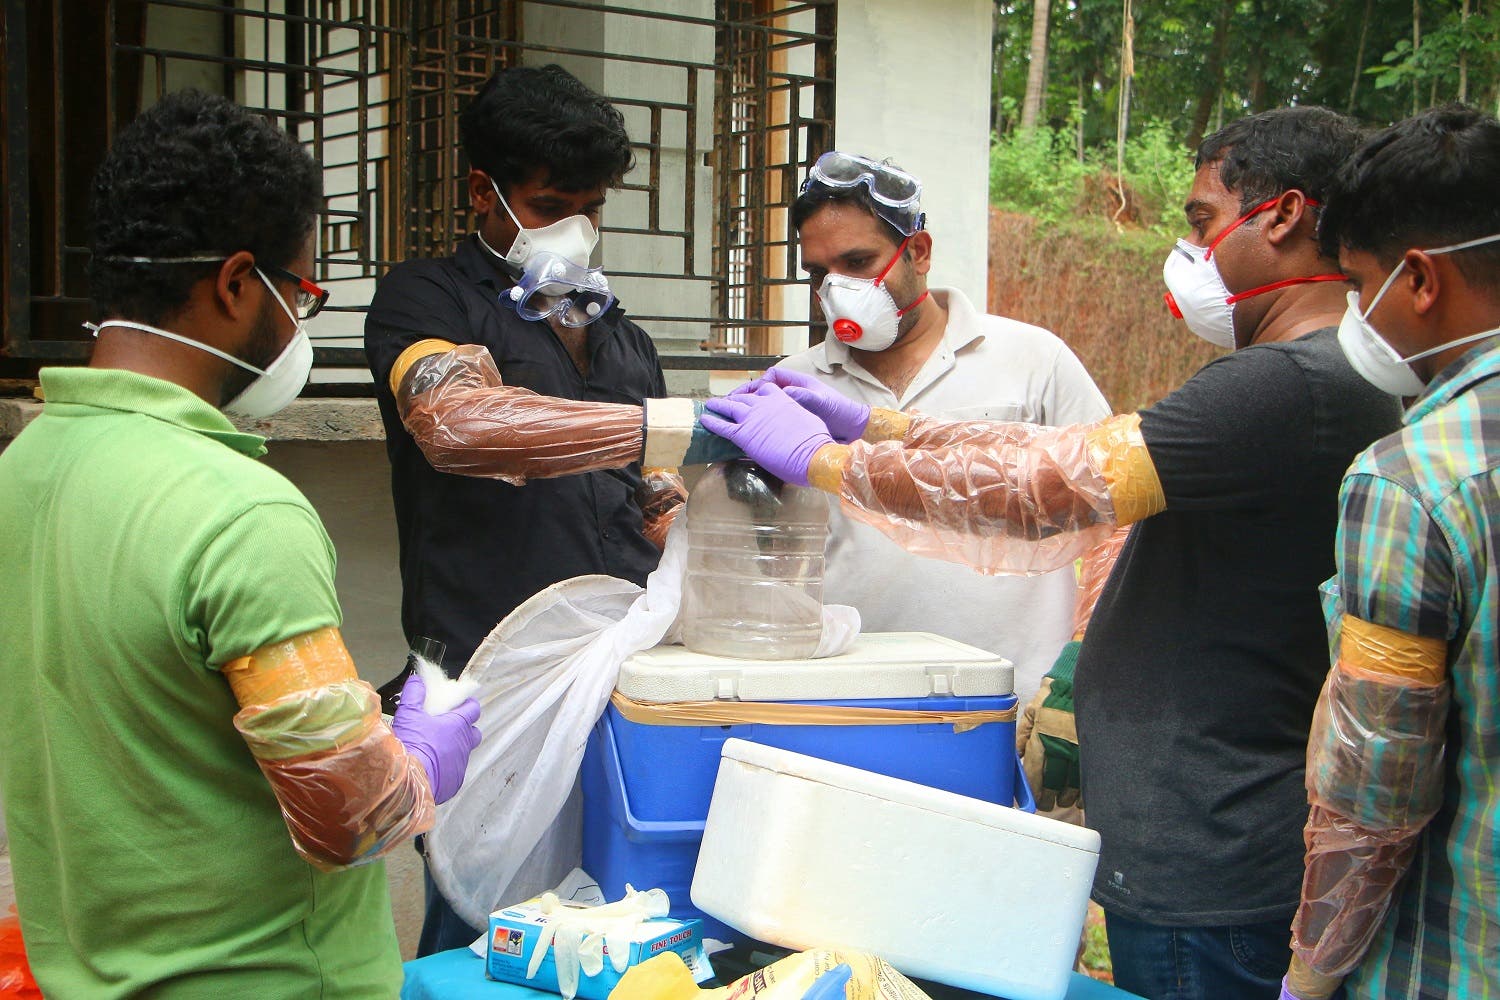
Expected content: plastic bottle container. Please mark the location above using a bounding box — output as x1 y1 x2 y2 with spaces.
681 460 829 660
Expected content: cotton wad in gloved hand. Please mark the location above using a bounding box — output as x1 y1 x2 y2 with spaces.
1018 640 1082 811
391 673 482 804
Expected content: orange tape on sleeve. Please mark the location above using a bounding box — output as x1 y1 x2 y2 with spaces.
807 443 853 494
1083 413 1165 525
863 407 914 443
388 338 459 396
223 626 359 708
1338 615 1447 687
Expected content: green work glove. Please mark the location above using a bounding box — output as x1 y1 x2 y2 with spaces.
1020 640 1082 811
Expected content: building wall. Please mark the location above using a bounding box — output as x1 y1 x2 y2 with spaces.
834 0 994 308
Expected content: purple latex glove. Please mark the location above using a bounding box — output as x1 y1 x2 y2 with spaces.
759 367 871 444
392 674 482 805
700 384 835 487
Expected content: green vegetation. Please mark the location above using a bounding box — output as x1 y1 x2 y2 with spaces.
992 0 1500 153
984 0 1500 414
989 117 1195 236
1081 902 1113 981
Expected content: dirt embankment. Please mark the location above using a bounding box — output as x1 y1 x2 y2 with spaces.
987 209 1219 413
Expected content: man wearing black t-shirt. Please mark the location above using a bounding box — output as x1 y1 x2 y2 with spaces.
1070 111 1403 1000
701 108 1403 1000
365 64 734 956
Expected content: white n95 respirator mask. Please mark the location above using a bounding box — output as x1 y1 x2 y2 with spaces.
86 267 313 418
1163 196 1343 350
1338 232 1500 397
1162 239 1238 349
816 236 929 353
487 178 599 270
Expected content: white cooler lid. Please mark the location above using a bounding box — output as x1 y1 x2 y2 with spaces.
720 738 1101 853
616 631 1014 703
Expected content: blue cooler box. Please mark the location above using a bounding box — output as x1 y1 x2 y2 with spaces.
580 632 1033 941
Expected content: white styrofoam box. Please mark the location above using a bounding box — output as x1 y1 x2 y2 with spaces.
620 632 1013 703
691 740 1100 1000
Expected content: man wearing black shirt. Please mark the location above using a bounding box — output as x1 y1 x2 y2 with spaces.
703 108 1403 1000
365 64 730 955
1072 114 1400 1000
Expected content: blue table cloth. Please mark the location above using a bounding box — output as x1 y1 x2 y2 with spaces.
400 948 1144 1000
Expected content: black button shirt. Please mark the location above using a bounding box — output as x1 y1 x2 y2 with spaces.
365 236 667 676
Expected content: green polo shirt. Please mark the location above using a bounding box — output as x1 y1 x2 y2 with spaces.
0 367 401 998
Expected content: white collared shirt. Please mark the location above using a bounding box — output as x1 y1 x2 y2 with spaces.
779 287 1111 704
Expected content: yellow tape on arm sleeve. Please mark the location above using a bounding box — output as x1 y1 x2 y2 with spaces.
1339 615 1447 687
1083 412 1165 526
806 443 852 494
223 626 359 708
388 338 459 396
862 407 914 443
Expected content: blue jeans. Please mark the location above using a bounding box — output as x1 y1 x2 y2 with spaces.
416 840 485 957
1104 910 1293 1000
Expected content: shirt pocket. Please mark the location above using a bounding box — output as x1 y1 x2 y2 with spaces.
937 402 1035 423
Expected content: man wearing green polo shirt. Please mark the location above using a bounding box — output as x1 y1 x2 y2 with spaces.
0 91 482 998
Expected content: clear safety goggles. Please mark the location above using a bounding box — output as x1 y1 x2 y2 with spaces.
502 252 616 328
802 151 925 235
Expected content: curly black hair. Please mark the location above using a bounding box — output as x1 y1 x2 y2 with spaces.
1318 104 1500 294
87 89 322 325
460 64 634 194
1196 107 1367 218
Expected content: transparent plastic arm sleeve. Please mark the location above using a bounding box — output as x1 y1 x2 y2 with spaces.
805 411 1165 576
228 627 435 871
1286 615 1450 998
391 340 646 486
638 466 687 550
1073 524 1131 638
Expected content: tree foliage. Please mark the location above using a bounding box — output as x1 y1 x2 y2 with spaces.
992 0 1500 148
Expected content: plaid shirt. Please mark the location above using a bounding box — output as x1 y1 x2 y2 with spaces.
1330 336 1500 998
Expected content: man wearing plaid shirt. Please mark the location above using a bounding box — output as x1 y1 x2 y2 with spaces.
1283 105 1500 1000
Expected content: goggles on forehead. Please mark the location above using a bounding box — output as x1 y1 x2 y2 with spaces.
501 252 616 328
802 151 926 236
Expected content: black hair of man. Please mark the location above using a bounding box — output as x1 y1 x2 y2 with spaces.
1196 107 1368 225
460 64 634 195
790 172 906 245
87 89 322 328
1318 104 1500 295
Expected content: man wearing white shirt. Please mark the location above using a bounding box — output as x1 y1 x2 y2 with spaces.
775 152 1110 709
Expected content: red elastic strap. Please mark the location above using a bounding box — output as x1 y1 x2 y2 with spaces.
1164 291 1184 319
896 289 930 317
1205 195 1322 261
875 236 913 284
1224 273 1345 305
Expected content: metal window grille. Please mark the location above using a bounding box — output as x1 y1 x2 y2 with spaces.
1 0 834 375
712 0 832 356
